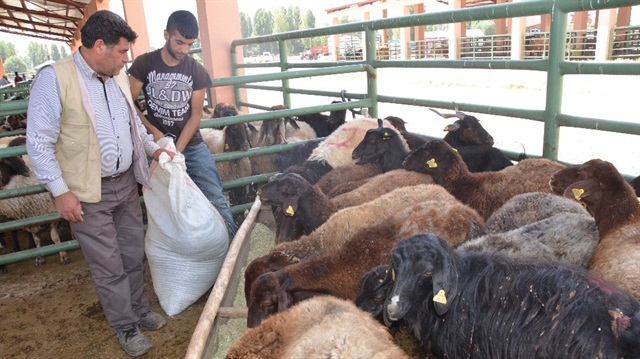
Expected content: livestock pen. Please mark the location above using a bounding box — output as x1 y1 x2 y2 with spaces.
0 0 639 358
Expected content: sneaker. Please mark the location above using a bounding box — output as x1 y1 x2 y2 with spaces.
139 311 166 331
116 326 152 357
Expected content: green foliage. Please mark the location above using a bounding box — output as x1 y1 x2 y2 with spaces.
0 41 17 62
468 20 495 36
60 45 69 58
240 12 253 38
26 42 50 68
4 55 28 74
253 8 274 53
50 44 61 61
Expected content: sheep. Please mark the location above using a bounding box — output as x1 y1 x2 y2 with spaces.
0 137 69 266
430 105 515 172
315 163 383 197
403 139 565 220
630 174 640 197
293 90 358 138
354 265 400 333
550 159 640 300
227 296 409 359
246 198 484 327
200 103 254 205
383 233 640 359
244 184 467 305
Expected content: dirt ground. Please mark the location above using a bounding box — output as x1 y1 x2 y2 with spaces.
0 243 208 359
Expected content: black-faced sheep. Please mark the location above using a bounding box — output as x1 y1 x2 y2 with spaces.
351 118 410 173
383 234 640 359
244 184 457 301
227 296 409 359
246 198 484 327
550 159 640 300
629 174 640 197
201 103 254 206
403 139 565 220
430 105 514 172
455 192 599 268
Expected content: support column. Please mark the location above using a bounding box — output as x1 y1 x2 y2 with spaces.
196 0 245 105
381 0 388 45
0 56 5 78
414 3 425 42
495 0 508 35
449 0 465 60
122 0 151 60
511 5 527 59
70 0 111 52
541 14 551 32
595 9 616 61
400 5 411 59
617 7 632 27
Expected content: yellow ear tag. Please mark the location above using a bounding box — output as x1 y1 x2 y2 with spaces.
285 205 295 216
383 132 391 140
391 268 395 282
433 289 447 304
572 188 585 201
426 158 438 168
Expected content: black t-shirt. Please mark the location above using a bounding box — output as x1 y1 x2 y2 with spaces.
129 49 211 147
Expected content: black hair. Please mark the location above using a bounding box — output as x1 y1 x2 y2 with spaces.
81 10 138 49
166 10 199 39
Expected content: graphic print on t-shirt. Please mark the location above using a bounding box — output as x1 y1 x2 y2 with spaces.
145 70 193 128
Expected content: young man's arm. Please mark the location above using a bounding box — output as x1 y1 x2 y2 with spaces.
175 88 205 152
129 75 163 141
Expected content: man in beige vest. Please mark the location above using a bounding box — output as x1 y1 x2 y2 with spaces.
26 11 173 357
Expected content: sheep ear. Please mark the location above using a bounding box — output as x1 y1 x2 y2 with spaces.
377 118 383 128
432 243 459 315
277 290 294 312
247 123 258 133
563 179 599 202
286 117 300 130
444 123 460 132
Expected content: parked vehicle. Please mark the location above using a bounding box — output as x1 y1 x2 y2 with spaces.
300 46 329 60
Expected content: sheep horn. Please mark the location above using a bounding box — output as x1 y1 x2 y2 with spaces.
341 89 362 118
452 101 468 120
429 107 459 119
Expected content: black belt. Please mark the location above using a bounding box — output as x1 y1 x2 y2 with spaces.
101 172 125 181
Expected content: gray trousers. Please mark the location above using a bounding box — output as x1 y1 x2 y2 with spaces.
70 169 149 332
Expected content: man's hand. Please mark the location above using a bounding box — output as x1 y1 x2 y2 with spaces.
55 192 84 223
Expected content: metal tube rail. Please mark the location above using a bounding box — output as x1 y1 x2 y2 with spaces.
185 197 263 359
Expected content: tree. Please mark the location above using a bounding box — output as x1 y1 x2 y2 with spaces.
240 12 253 38
287 6 303 55
468 20 496 35
60 45 69 58
273 7 291 55
26 42 49 68
302 9 316 30
4 55 28 74
50 44 61 61
253 8 274 53
0 41 17 63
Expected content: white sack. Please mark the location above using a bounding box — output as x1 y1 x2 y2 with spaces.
143 138 229 316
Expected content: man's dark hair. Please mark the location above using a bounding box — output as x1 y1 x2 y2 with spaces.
166 10 199 39
81 10 138 48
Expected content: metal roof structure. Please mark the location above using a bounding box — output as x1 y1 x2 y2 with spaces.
0 0 92 44
325 0 499 14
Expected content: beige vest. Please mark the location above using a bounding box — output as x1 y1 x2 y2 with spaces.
51 55 151 203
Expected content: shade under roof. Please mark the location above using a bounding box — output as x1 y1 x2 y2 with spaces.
0 0 92 44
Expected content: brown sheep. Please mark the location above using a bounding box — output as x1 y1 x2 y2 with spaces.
244 184 456 301
246 198 484 327
227 296 409 358
550 159 640 300
403 139 565 220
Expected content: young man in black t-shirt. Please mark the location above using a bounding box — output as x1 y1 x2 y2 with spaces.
129 10 237 237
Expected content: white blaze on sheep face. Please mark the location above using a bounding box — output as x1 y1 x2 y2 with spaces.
387 294 402 320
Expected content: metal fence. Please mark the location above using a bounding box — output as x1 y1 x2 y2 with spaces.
1 0 639 268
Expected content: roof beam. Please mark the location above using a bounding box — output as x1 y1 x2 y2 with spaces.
0 15 75 34
0 26 71 43
0 3 79 21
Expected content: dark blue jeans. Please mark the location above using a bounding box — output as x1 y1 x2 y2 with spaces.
183 142 238 237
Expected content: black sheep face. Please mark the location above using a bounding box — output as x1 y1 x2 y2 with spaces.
384 116 407 132
403 140 459 184
352 127 397 165
384 234 459 326
355 265 393 317
246 272 284 328
443 116 494 147
224 123 252 152
257 173 312 217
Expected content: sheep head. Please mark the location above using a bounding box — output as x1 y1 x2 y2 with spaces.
429 104 494 147
384 116 407 132
550 159 630 197
244 251 297 304
257 173 313 217
246 270 322 328
213 102 239 118
403 140 465 185
351 123 402 166
355 265 393 318
384 234 460 327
